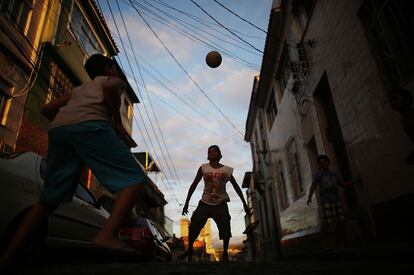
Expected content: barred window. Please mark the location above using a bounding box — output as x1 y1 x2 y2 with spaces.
46 63 74 103
277 45 292 97
358 0 414 88
266 88 278 130
70 3 104 56
0 79 12 126
292 0 316 30
0 0 33 34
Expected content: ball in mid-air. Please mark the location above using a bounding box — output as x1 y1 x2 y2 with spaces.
206 51 222 68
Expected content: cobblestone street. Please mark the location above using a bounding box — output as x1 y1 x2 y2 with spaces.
14 260 413 275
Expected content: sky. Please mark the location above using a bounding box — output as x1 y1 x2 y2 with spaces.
97 0 273 248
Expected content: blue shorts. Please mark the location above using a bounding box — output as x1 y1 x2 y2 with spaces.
40 121 145 204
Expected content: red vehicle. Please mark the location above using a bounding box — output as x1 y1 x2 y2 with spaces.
120 218 172 262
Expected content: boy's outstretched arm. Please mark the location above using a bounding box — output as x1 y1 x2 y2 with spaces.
41 94 71 121
307 183 317 205
182 167 203 215
230 175 250 214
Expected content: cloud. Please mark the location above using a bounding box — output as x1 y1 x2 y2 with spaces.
104 0 273 246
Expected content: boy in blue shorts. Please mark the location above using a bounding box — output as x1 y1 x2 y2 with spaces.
0 54 145 268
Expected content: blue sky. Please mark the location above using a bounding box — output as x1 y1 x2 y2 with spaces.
97 0 273 247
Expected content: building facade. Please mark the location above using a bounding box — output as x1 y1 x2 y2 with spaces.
244 0 414 260
1 0 169 227
0 0 52 153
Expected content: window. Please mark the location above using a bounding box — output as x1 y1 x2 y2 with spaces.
75 184 98 206
274 160 289 210
46 62 74 103
0 80 12 126
266 88 278 130
277 45 293 97
292 0 316 30
0 0 33 34
258 112 268 153
287 139 304 200
358 0 414 88
70 3 104 56
123 98 133 121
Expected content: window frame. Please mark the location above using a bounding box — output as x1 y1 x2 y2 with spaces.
358 0 414 88
68 1 105 57
266 88 278 131
123 98 133 121
292 0 317 31
274 160 289 210
0 80 12 127
276 44 293 97
75 183 99 208
46 62 75 104
0 0 33 35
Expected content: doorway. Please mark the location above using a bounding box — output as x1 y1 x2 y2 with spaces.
313 73 357 208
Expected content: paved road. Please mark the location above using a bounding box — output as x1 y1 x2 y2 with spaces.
14 260 413 275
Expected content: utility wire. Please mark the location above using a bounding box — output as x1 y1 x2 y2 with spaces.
114 0 185 197
140 0 262 57
105 0 183 205
213 0 267 34
128 0 245 138
107 30 245 144
126 0 260 70
155 0 264 40
190 0 264 54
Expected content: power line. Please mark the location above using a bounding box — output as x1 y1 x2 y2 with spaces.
128 0 245 138
141 0 262 57
106 30 246 144
154 0 264 40
114 0 185 198
103 0 184 205
125 0 261 71
190 0 264 54
213 0 267 34
137 0 262 69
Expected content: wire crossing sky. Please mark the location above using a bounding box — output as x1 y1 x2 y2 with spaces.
97 0 272 247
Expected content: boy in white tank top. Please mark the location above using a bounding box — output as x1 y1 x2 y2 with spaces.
180 145 250 262
0 55 145 269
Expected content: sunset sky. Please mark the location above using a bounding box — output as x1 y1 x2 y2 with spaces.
97 0 273 247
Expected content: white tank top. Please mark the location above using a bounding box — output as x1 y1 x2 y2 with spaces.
200 163 233 206
49 76 124 129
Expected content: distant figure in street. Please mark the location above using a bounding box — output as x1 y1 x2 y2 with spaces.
307 155 349 249
0 54 145 270
179 145 249 262
388 88 414 164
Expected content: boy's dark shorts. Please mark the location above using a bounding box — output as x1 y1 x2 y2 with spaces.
321 201 346 224
40 121 145 204
189 201 231 240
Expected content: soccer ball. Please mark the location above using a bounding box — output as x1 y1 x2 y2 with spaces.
206 51 222 68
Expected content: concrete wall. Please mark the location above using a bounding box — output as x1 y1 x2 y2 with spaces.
303 0 414 207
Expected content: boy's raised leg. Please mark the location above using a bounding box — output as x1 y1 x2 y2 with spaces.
93 184 144 250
